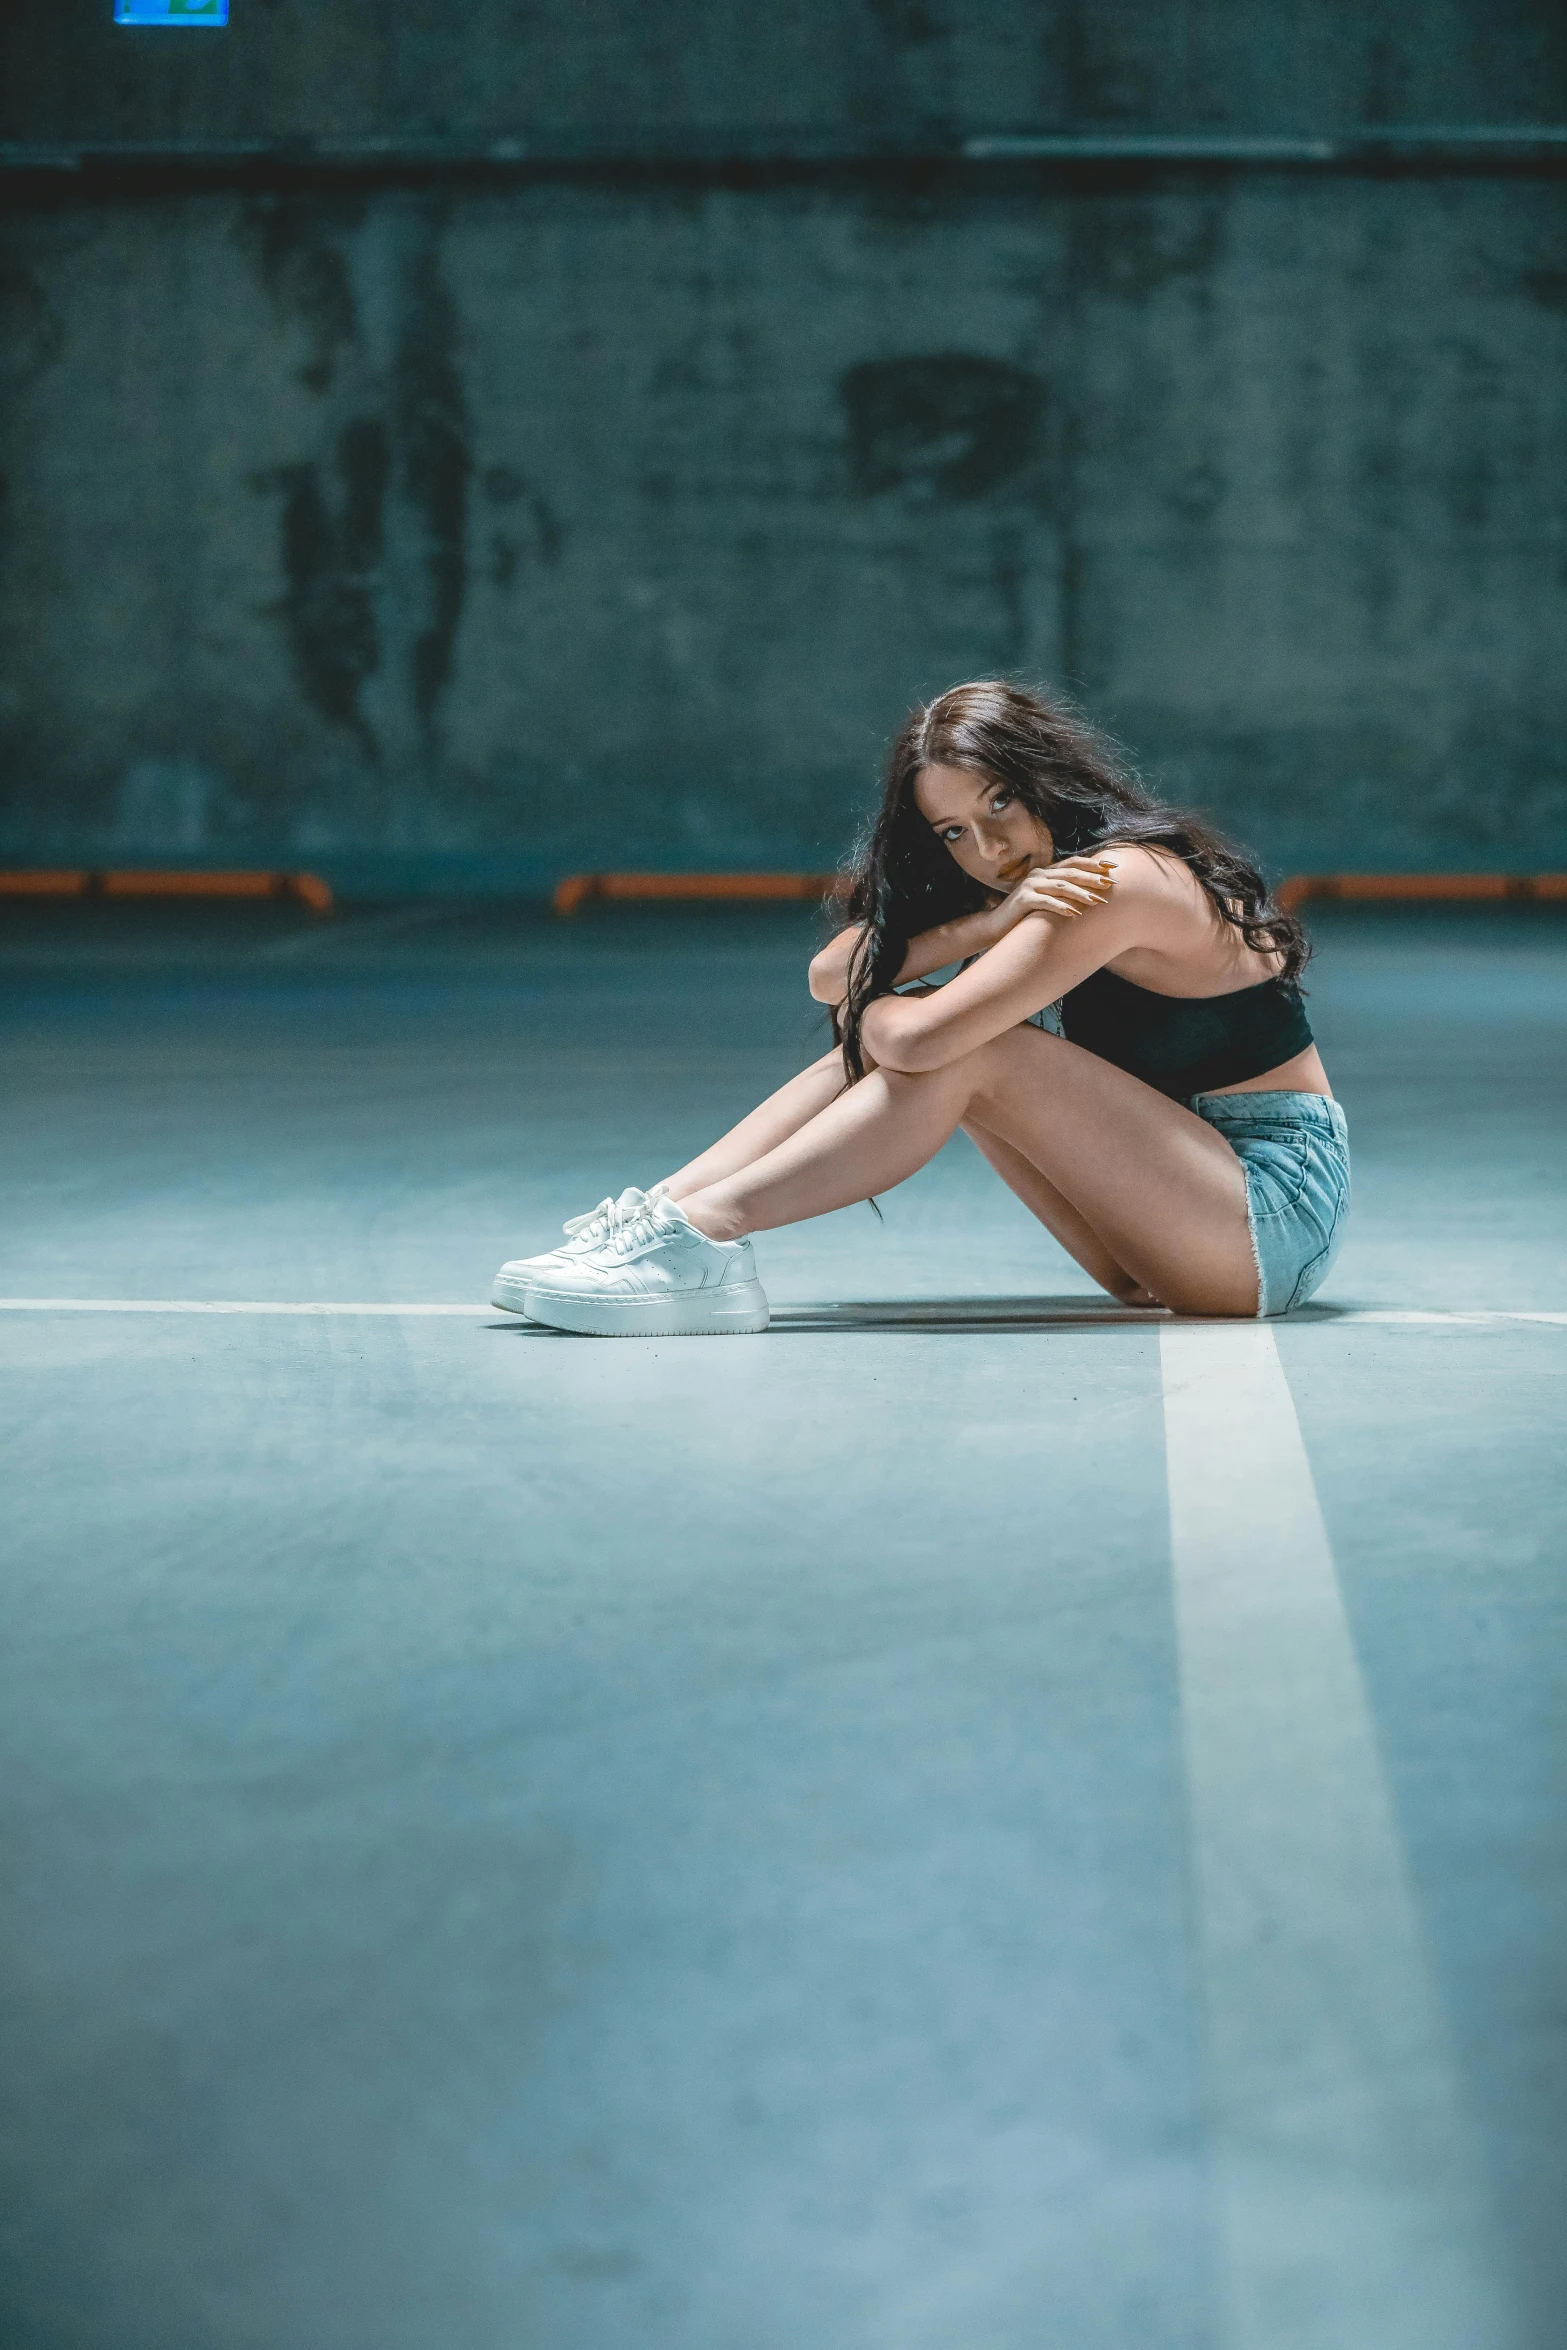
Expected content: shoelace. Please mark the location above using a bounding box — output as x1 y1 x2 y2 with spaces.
560 1196 620 1247
561 1188 668 1257
596 1197 663 1258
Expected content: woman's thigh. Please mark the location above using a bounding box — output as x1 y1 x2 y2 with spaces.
963 1117 1144 1300
966 1025 1257 1316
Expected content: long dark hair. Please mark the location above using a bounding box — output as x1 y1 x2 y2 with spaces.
835 678 1309 1081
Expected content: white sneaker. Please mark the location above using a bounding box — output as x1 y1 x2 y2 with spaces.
522 1194 769 1337
490 1185 665 1316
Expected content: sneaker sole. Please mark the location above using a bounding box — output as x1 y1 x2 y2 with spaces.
522 1278 770 1337
490 1275 538 1317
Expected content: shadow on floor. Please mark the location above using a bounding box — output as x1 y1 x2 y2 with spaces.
487 1297 1383 1335
488 1296 1180 1335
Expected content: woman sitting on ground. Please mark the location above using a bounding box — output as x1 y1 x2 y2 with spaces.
493 678 1349 1335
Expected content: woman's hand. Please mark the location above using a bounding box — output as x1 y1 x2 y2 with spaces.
810 858 1114 1007
984 854 1116 941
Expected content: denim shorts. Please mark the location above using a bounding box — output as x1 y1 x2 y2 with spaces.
1190 1090 1351 1317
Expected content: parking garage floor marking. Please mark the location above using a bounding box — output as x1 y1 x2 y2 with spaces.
0 1299 1564 1322
1161 1320 1509 2350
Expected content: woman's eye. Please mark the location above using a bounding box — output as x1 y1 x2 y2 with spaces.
991 794 1012 813
941 826 963 842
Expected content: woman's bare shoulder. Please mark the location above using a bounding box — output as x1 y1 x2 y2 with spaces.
1095 842 1240 965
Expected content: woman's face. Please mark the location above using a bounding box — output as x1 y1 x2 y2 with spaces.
914 763 1056 894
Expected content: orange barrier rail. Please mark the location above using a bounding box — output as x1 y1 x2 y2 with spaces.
10 866 1563 921
0 868 334 912
554 871 842 915
1278 872 1567 908
555 869 1567 918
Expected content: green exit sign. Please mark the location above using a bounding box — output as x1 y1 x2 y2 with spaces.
116 1 229 23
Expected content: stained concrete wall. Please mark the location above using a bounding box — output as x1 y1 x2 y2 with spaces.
2 5 1565 889
6 1 1566 145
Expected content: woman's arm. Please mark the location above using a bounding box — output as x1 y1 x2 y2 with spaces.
806 855 1116 1006
808 906 999 1005
860 849 1151 1072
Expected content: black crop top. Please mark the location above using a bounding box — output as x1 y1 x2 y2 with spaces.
1059 965 1312 1100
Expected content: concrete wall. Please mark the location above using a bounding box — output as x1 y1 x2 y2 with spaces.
2 5 1565 889
7 2 1565 145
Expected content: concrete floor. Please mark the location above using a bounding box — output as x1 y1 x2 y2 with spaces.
1 898 1563 2350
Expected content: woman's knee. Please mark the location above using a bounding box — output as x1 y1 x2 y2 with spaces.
959 1029 1037 1111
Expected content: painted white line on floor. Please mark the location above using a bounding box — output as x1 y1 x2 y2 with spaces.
1160 1322 1507 2350
1330 1307 1567 1326
0 1299 493 1315
0 1298 1563 1325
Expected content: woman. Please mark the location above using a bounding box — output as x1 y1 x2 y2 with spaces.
494 679 1349 1336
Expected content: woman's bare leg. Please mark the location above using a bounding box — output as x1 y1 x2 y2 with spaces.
659 1048 847 1200
661 1038 1155 1304
961 1117 1154 1303
679 1024 1258 1317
